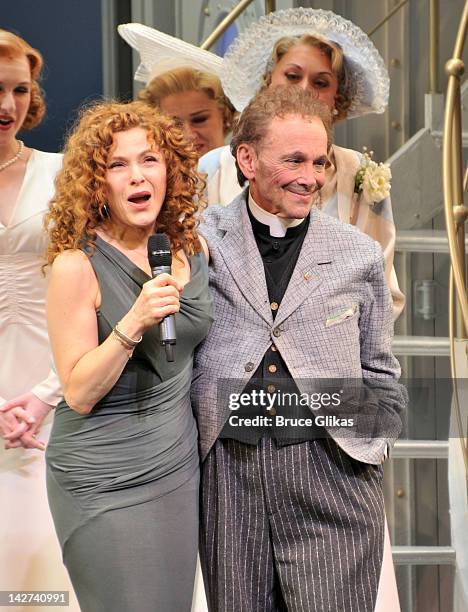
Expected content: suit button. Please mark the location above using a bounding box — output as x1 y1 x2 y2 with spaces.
267 384 276 393
271 345 278 352
245 362 255 372
269 407 277 416
268 364 277 373
270 302 279 311
272 328 281 338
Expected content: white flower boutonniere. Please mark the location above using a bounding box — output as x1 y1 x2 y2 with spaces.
354 148 392 203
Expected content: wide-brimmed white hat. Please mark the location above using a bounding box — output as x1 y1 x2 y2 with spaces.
118 23 223 84
221 7 389 118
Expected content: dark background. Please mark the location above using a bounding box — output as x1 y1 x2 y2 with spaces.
4 0 105 152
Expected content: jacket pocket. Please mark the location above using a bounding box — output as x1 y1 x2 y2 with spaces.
325 304 358 328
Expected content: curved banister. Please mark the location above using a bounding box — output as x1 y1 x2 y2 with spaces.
443 1 468 336
444 2 468 495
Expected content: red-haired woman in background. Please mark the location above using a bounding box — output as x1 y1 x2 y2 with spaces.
0 29 79 609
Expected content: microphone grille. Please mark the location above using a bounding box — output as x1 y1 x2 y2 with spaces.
148 233 172 267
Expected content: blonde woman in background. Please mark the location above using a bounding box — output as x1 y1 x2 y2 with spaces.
0 29 79 610
139 66 235 157
199 8 405 322
119 23 235 159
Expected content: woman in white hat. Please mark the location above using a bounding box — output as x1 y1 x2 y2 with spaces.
139 66 235 157
200 7 405 321
119 24 235 159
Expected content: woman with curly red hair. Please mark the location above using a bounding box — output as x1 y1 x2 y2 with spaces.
44 100 212 611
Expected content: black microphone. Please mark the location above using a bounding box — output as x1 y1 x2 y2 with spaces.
147 233 176 362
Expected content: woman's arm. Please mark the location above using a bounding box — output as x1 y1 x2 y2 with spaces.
32 367 63 407
353 194 405 320
47 250 181 415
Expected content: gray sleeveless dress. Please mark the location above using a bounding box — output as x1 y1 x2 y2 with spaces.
46 236 213 612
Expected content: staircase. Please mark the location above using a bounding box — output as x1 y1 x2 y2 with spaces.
388 81 468 610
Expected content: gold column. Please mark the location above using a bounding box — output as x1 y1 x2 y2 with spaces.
445 55 468 338
429 0 440 92
443 0 468 338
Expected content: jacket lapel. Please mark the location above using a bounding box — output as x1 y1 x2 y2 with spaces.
215 191 273 325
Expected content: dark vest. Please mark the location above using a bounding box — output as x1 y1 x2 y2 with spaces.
219 206 323 445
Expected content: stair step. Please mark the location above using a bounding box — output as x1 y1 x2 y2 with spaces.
392 335 449 356
392 440 448 459
396 229 468 253
431 130 468 147
392 546 456 565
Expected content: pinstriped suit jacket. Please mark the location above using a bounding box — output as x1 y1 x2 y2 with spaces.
192 190 407 464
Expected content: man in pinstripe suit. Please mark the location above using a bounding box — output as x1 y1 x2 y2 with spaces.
192 86 407 612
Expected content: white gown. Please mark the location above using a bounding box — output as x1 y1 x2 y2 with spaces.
0 149 80 611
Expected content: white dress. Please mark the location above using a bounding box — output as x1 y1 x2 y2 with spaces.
0 150 80 611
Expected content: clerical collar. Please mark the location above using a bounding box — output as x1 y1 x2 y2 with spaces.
248 191 305 238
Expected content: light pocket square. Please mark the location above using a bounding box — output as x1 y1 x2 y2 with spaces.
325 305 358 327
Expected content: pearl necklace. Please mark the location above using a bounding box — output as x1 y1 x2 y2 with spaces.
0 140 24 172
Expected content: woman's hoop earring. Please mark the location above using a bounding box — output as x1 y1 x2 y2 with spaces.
97 203 110 220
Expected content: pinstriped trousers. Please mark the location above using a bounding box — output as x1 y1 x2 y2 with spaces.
200 437 385 612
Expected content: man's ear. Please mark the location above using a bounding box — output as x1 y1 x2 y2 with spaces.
236 144 257 181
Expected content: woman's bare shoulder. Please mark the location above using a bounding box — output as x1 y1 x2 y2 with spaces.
51 249 92 274
49 250 98 302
